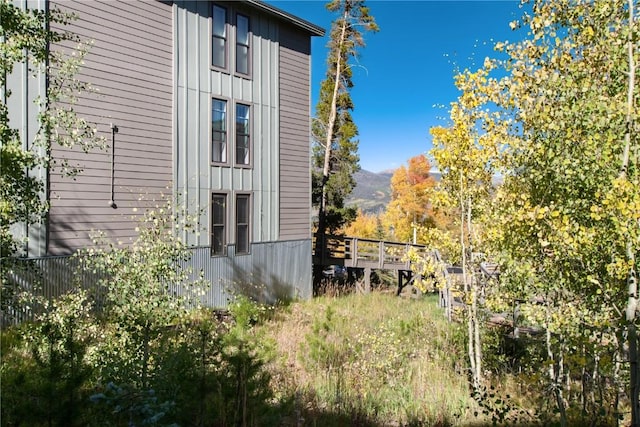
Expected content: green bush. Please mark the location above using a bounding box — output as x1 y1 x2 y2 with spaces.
1 290 95 426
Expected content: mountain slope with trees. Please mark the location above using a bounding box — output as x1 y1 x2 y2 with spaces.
345 169 393 214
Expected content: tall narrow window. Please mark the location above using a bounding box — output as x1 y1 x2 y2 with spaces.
235 103 250 165
212 193 227 256
236 14 250 75
236 194 250 254
212 99 227 163
212 4 227 69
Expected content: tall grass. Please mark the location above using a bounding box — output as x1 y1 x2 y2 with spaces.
3 287 513 425
262 292 476 426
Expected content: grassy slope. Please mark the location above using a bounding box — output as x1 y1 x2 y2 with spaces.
260 293 478 426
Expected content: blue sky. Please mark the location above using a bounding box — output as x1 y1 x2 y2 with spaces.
271 0 525 172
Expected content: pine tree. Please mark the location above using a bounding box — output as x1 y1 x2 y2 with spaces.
312 0 378 241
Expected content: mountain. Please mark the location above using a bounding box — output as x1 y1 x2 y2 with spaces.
346 169 444 215
346 169 394 214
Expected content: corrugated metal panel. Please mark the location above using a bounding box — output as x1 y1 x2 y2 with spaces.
1 255 105 326
185 240 312 306
1 239 311 325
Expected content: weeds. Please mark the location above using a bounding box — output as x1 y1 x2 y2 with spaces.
263 292 473 426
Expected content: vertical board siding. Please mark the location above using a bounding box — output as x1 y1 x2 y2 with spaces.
278 25 312 241
2 240 311 325
176 1 281 246
47 0 173 255
4 0 48 255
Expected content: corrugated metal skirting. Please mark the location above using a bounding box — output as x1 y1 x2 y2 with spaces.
2 239 312 325
185 240 312 306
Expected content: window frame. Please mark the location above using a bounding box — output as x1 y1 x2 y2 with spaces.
234 102 252 167
234 192 252 255
211 192 228 257
234 12 251 77
211 3 228 72
211 97 230 166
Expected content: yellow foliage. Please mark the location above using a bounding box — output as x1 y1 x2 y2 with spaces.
383 154 440 243
343 209 383 239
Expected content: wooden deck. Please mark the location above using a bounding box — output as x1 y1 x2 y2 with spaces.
312 236 540 337
313 235 442 294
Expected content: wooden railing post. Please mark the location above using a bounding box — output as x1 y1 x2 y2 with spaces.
405 243 411 269
352 238 358 263
378 241 385 269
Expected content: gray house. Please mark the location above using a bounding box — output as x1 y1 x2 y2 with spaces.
8 0 324 305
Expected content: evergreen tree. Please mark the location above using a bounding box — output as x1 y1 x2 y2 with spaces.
312 0 378 239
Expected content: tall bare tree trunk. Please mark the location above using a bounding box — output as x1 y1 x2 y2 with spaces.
319 11 348 231
461 189 476 388
622 0 638 424
460 179 481 390
468 197 482 386
545 304 567 427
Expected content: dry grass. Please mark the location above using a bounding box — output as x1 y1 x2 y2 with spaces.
259 292 479 426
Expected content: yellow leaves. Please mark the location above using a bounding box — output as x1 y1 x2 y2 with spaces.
589 204 603 221
536 206 548 220
584 25 594 39
343 209 382 239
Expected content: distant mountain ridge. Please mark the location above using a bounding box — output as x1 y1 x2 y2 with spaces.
346 168 443 214
346 169 393 214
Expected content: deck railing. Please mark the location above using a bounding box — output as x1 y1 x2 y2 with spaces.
313 235 433 270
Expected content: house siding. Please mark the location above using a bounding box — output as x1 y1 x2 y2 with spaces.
4 0 48 256
175 1 282 246
5 0 320 309
279 25 312 240
174 1 314 297
47 0 173 255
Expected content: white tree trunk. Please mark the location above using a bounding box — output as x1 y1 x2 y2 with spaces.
320 12 348 218
622 1 639 424
546 304 567 427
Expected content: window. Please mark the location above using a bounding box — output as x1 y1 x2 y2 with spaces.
236 14 250 75
212 4 227 69
236 194 250 254
235 103 250 165
212 99 227 163
211 193 227 256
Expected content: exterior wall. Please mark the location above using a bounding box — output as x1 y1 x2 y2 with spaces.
174 1 315 298
3 240 312 325
279 25 312 240
174 1 281 247
5 0 318 308
188 241 313 305
46 0 173 254
4 0 48 256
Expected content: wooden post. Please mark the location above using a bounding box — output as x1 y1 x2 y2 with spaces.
352 238 358 263
397 271 404 296
364 267 371 293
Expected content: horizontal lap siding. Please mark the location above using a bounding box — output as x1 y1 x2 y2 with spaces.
48 0 173 255
279 26 311 241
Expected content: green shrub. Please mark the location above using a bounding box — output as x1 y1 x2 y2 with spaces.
1 290 95 426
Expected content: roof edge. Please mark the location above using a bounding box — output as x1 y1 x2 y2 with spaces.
244 0 325 36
